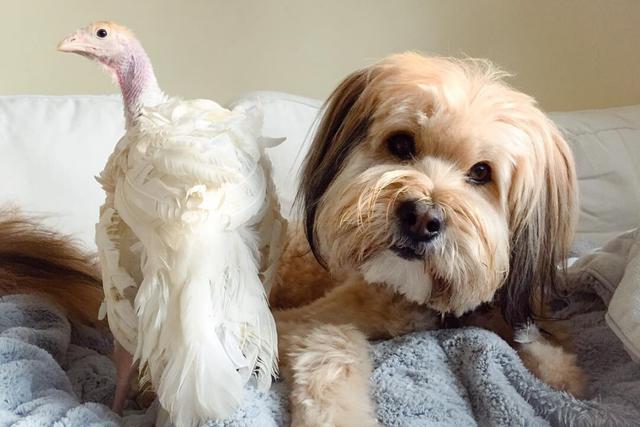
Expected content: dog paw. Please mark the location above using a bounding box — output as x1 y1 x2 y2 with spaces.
286 323 379 427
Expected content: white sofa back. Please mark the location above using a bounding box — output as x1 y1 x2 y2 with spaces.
1 93 639 250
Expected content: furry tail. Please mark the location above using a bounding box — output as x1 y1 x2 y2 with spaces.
0 209 104 326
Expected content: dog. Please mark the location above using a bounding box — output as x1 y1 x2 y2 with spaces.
0 53 585 426
271 52 585 426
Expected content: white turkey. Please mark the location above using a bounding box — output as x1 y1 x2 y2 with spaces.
58 21 286 427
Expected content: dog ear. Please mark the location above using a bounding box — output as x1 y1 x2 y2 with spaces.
298 67 375 266
499 118 577 328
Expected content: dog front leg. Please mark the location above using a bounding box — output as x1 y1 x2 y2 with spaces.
278 321 378 427
276 277 438 426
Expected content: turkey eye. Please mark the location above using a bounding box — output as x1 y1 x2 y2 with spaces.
386 133 416 160
468 162 492 184
96 29 108 38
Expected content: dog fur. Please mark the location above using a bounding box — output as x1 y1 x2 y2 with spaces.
272 52 585 426
0 208 103 327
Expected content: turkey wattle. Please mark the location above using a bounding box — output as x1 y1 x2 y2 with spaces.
58 21 285 427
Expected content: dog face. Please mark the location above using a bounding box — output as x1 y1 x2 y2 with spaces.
300 53 577 325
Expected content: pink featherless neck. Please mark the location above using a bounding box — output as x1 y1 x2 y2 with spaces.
112 40 165 127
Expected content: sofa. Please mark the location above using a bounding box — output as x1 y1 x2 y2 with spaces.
1 93 639 425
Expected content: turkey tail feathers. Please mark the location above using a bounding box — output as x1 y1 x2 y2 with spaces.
135 227 277 426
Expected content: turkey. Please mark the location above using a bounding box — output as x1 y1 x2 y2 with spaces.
58 21 286 426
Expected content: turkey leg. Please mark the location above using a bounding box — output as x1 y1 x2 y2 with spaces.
112 341 137 415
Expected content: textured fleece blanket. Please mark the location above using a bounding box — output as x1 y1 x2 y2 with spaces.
1 272 640 425
564 228 640 361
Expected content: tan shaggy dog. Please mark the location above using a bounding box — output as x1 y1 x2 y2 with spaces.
271 52 585 426
0 53 585 426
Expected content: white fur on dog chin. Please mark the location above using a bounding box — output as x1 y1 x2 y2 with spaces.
360 250 432 303
96 99 284 426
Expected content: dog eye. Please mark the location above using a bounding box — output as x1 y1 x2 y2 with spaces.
386 133 416 160
468 162 492 184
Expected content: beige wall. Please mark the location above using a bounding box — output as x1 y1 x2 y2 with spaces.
2 0 640 111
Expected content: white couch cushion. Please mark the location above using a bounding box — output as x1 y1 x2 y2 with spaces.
0 93 321 249
1 93 638 251
0 95 124 249
550 105 640 247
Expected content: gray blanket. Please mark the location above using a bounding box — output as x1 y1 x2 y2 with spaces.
0 290 638 426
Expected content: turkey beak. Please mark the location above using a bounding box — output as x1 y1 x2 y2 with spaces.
57 32 89 54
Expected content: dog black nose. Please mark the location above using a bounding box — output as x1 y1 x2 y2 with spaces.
396 200 444 242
